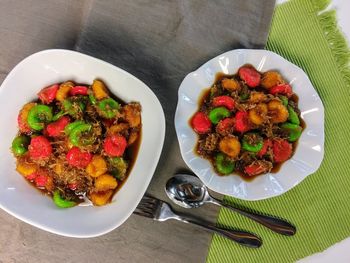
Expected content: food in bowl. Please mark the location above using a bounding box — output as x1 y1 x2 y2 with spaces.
11 79 141 207
191 65 304 179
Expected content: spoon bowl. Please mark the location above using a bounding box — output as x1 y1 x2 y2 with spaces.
165 173 296 236
165 174 209 208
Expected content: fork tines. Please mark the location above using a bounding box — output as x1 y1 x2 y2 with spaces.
133 195 161 219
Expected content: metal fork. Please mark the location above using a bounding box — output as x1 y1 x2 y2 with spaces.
134 195 262 248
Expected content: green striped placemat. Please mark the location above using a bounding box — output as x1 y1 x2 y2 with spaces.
207 0 350 262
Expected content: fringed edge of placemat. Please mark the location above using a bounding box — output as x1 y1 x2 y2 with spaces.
311 0 350 89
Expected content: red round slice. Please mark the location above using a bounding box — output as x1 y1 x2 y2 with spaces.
70 86 88 96
26 172 38 181
45 116 70 137
38 84 59 104
244 161 270 176
191 112 211 134
257 139 272 158
245 164 265 177
272 139 292 163
269 84 293 97
212 96 235 111
238 66 261 88
29 136 52 160
104 135 127 157
66 147 92 168
34 174 49 187
216 117 235 136
234 111 250 133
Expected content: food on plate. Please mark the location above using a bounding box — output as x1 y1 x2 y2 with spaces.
11 79 142 207
191 65 304 179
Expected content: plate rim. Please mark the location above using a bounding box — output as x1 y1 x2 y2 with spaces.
175 48 325 201
0 49 166 237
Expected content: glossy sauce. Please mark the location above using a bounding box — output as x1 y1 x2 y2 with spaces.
191 70 305 181
108 87 142 198
23 81 142 204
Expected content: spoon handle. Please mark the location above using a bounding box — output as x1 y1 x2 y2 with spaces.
174 213 262 248
209 198 296 236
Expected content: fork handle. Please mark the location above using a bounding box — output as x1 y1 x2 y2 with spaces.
173 215 262 248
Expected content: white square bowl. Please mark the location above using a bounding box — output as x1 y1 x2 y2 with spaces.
0 49 165 237
175 49 324 201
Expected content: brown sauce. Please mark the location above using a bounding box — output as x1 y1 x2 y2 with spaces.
190 68 306 181
106 86 142 199
20 80 142 205
115 126 141 196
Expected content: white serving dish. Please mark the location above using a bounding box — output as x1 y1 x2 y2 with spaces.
175 49 324 200
0 49 165 237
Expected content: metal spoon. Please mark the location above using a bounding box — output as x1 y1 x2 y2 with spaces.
165 173 296 236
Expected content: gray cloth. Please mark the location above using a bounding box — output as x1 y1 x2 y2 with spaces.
75 0 275 197
0 1 275 262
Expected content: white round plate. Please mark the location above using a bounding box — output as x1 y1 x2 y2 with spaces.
0 49 165 237
175 49 324 201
